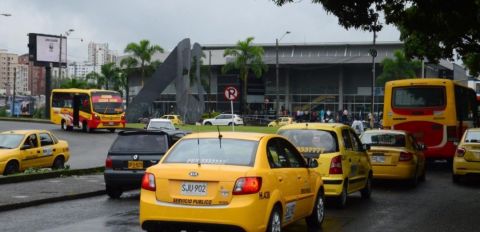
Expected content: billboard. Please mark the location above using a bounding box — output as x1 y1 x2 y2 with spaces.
28 33 67 66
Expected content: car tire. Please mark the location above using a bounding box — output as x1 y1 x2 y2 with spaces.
106 185 123 199
228 122 236 126
335 182 348 208
306 190 325 228
52 157 65 170
61 120 67 131
204 122 212 126
360 174 372 199
267 205 282 232
419 165 426 182
108 129 116 133
66 125 74 131
452 174 461 183
82 121 89 133
3 161 19 176
409 167 419 187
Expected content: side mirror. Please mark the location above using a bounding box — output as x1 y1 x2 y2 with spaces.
419 144 427 151
21 144 31 150
363 144 371 151
307 158 318 168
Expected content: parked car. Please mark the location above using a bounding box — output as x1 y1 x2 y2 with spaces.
160 115 183 125
0 130 70 175
360 130 426 186
104 130 187 198
145 118 176 131
278 123 372 208
267 116 294 127
453 128 480 183
140 132 325 232
202 114 244 126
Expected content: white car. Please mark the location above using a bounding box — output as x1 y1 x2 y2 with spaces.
145 118 176 131
202 114 244 126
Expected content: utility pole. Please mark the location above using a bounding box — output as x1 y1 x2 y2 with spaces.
275 31 290 118
370 16 378 129
12 67 16 117
208 50 212 115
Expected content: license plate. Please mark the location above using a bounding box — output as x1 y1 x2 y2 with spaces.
108 121 115 125
181 182 207 196
128 161 143 169
371 155 385 163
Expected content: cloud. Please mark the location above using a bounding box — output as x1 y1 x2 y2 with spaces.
1 0 400 62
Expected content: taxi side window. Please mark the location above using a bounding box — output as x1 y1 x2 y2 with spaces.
24 134 39 148
39 133 54 146
266 139 289 168
279 139 307 168
349 130 363 152
342 129 353 150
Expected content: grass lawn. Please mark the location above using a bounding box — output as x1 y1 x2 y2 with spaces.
126 123 278 134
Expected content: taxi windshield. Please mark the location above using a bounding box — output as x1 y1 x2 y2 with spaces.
110 134 168 153
361 132 406 147
163 138 258 166
91 92 124 115
278 129 338 153
0 134 24 149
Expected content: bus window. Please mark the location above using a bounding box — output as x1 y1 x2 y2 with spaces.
393 86 446 109
78 94 91 113
52 93 73 108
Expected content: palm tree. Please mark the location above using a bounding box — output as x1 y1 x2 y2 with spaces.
124 39 164 86
85 72 104 89
119 57 139 107
100 62 120 90
222 37 267 114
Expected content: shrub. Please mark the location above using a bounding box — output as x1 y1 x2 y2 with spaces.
201 111 220 119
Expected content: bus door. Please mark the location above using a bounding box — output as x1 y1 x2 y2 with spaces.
73 95 81 127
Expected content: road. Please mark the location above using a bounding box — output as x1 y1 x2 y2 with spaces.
1 162 479 232
0 121 117 169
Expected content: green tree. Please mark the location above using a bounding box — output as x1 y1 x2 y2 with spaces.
124 39 164 86
100 62 119 90
119 57 139 107
377 50 421 86
85 72 104 89
222 37 267 114
272 0 480 75
59 78 93 89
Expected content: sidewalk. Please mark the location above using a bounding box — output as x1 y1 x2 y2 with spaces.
0 174 105 212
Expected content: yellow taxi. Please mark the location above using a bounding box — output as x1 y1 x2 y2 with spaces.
360 130 426 186
453 128 480 183
278 123 372 208
140 132 325 232
0 130 70 175
161 115 183 125
268 117 294 127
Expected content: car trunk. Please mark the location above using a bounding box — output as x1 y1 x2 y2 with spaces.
154 164 251 206
109 151 164 170
462 144 480 162
367 146 405 166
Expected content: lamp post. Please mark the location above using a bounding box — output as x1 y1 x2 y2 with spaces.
275 31 290 118
59 29 74 81
369 15 379 128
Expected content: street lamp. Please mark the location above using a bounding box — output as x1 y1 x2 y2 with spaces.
0 13 11 17
59 29 74 80
369 14 380 128
276 31 290 118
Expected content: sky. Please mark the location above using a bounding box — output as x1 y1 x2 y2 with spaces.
1 0 400 62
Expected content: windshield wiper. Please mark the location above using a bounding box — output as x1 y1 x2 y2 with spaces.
0 146 11 149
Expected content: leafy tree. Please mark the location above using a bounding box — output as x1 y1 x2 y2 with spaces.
377 50 421 86
222 37 267 114
124 39 164 86
99 62 119 90
272 0 480 75
119 57 139 106
59 78 94 89
85 72 104 89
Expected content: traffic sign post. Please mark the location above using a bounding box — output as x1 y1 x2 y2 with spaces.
224 86 239 132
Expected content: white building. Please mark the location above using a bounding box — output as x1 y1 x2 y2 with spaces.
68 62 98 78
15 64 30 95
88 42 118 67
0 50 18 96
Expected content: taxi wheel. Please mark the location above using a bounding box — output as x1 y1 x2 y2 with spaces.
306 190 325 228
52 157 65 170
267 205 282 232
409 168 419 187
106 185 123 199
335 182 348 208
108 129 116 133
3 161 19 176
204 122 212 126
360 174 372 199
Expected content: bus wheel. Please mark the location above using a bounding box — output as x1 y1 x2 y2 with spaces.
61 120 67 131
82 121 88 132
108 129 116 133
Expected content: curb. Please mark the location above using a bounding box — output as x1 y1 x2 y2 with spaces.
0 167 105 185
0 117 52 124
0 190 106 213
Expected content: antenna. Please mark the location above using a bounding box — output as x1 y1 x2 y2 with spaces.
217 126 223 149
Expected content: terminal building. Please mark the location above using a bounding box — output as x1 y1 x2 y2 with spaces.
124 41 468 120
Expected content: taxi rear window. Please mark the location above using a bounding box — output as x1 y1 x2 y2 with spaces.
278 129 339 153
163 138 258 166
361 132 406 147
110 133 168 153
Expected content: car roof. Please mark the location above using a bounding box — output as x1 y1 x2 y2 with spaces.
1 130 49 135
182 132 269 141
149 118 172 122
363 129 407 135
467 128 480 132
278 122 347 131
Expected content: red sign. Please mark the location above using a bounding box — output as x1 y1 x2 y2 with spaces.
224 86 239 101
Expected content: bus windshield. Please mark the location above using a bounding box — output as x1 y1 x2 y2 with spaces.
91 92 124 115
393 86 445 108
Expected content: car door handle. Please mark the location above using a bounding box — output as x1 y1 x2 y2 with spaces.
53 149 56 152
37 150 40 153
297 175 302 180
278 177 283 182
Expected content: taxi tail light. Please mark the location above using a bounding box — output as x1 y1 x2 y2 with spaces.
94 114 101 120
399 152 413 161
105 156 112 168
233 177 262 195
329 156 343 174
456 148 466 157
141 172 156 191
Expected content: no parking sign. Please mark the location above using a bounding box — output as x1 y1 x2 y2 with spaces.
224 86 239 101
